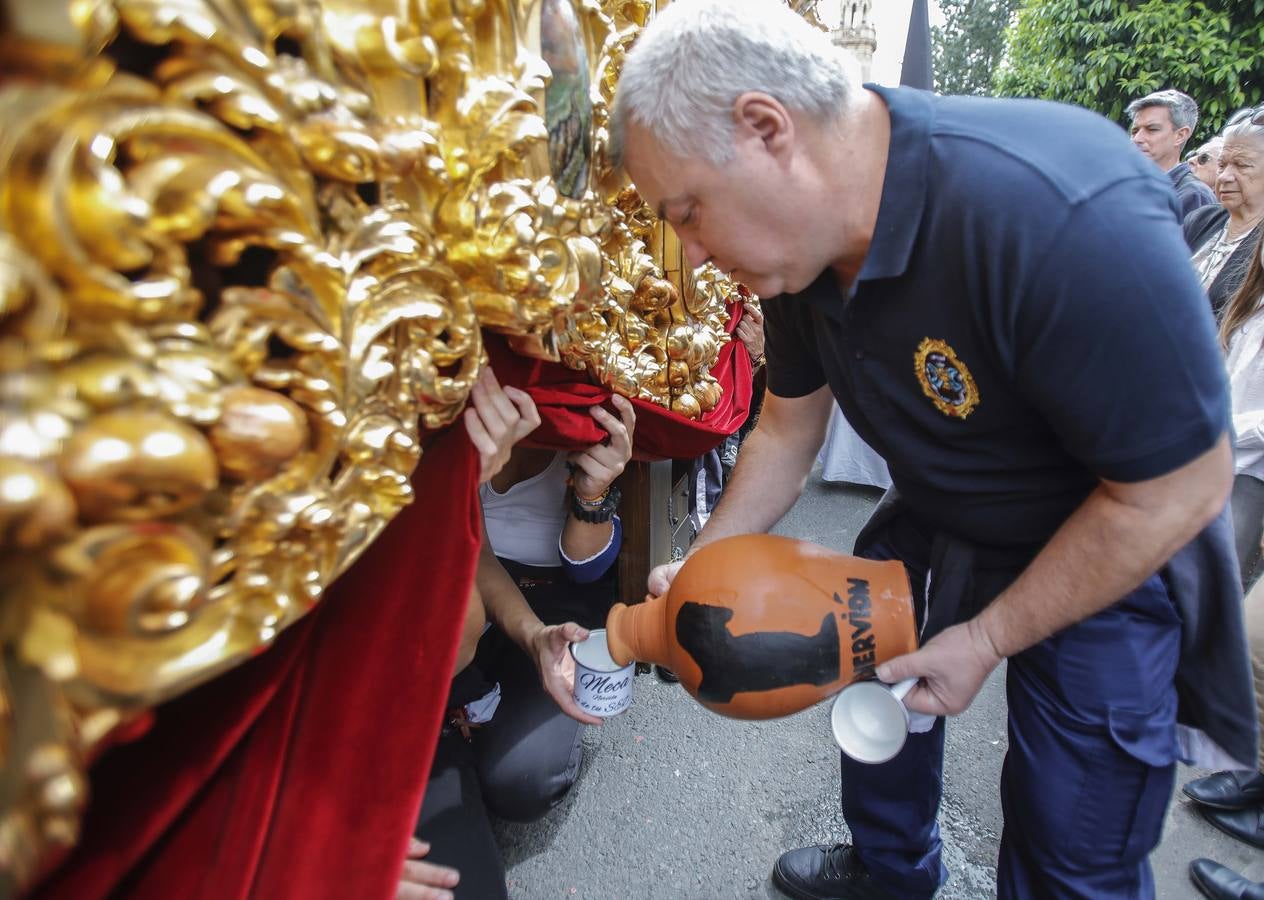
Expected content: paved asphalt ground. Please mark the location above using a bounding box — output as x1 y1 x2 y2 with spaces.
496 473 1259 899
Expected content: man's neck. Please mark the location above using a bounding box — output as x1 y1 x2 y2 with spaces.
823 89 890 287
1158 154 1181 173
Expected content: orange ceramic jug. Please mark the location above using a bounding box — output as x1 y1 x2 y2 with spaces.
605 534 917 719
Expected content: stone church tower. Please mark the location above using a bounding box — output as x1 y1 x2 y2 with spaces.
832 1 877 82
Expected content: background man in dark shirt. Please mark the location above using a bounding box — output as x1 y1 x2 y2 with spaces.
1128 88 1218 221
611 2 1253 899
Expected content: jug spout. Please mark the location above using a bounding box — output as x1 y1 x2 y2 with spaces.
606 593 671 668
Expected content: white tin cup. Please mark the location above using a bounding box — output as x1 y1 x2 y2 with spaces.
830 678 918 764
570 628 635 718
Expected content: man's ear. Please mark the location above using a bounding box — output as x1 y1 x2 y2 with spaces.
1176 126 1192 147
733 92 794 156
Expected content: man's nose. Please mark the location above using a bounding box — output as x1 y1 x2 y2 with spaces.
681 236 710 269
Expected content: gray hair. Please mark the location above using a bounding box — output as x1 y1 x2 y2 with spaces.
1125 89 1200 135
1223 106 1264 144
610 0 856 167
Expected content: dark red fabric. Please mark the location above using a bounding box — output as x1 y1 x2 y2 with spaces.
486 303 754 459
33 425 481 900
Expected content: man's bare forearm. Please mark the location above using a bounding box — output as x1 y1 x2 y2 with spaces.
977 433 1232 658
689 386 834 554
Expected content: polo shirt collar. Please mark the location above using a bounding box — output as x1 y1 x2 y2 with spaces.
853 85 933 290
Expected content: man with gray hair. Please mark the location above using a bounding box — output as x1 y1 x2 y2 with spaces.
1128 88 1217 220
614 1 1254 899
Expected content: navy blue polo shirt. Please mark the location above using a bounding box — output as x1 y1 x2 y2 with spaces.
763 86 1229 549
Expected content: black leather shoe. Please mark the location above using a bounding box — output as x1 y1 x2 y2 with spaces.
1184 771 1264 811
771 843 902 900
1190 858 1264 900
1202 807 1264 850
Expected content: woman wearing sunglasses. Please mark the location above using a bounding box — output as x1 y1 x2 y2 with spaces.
1187 137 1224 192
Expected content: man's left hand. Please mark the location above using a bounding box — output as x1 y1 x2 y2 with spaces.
875 618 1003 717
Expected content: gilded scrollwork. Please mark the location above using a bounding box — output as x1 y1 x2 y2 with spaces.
0 0 756 888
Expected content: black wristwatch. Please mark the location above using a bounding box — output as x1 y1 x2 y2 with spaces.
570 484 621 523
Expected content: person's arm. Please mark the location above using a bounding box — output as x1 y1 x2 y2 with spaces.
453 582 486 676
475 526 602 725
879 432 1232 716
561 394 636 567
647 384 835 594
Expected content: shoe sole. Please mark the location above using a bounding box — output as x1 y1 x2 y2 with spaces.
770 861 826 900
1182 784 1264 811
1200 808 1264 850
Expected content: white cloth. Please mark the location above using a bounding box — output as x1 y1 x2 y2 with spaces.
817 405 892 489
480 453 569 566
462 683 502 725
1225 306 1264 481
1192 223 1253 290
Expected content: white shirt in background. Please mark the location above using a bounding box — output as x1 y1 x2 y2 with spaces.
1226 304 1264 481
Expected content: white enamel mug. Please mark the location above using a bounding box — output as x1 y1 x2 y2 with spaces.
570 628 635 717
830 677 918 764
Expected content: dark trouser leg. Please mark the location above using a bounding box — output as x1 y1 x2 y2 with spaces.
841 530 946 897
997 573 1179 899
1232 474 1264 590
474 640 585 823
840 721 946 896
415 730 510 900
470 563 610 822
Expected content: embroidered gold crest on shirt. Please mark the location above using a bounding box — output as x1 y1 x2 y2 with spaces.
914 338 979 419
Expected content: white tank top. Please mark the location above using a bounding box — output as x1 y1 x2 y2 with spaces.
479 452 569 567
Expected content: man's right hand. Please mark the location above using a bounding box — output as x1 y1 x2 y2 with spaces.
647 559 685 597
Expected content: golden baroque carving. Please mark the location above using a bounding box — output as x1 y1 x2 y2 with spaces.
0 0 751 889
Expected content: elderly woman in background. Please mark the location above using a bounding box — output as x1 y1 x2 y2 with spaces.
1185 107 1264 317
1187 136 1224 192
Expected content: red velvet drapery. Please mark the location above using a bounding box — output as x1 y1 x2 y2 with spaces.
34 305 752 900
488 302 754 459
34 427 482 900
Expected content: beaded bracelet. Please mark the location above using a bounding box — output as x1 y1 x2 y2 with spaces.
570 484 621 523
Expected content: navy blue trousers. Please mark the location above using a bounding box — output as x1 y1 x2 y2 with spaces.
844 541 1181 899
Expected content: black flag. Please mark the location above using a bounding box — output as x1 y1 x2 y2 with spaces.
900 0 934 91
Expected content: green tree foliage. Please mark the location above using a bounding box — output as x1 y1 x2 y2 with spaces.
995 0 1264 141
932 0 1023 96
